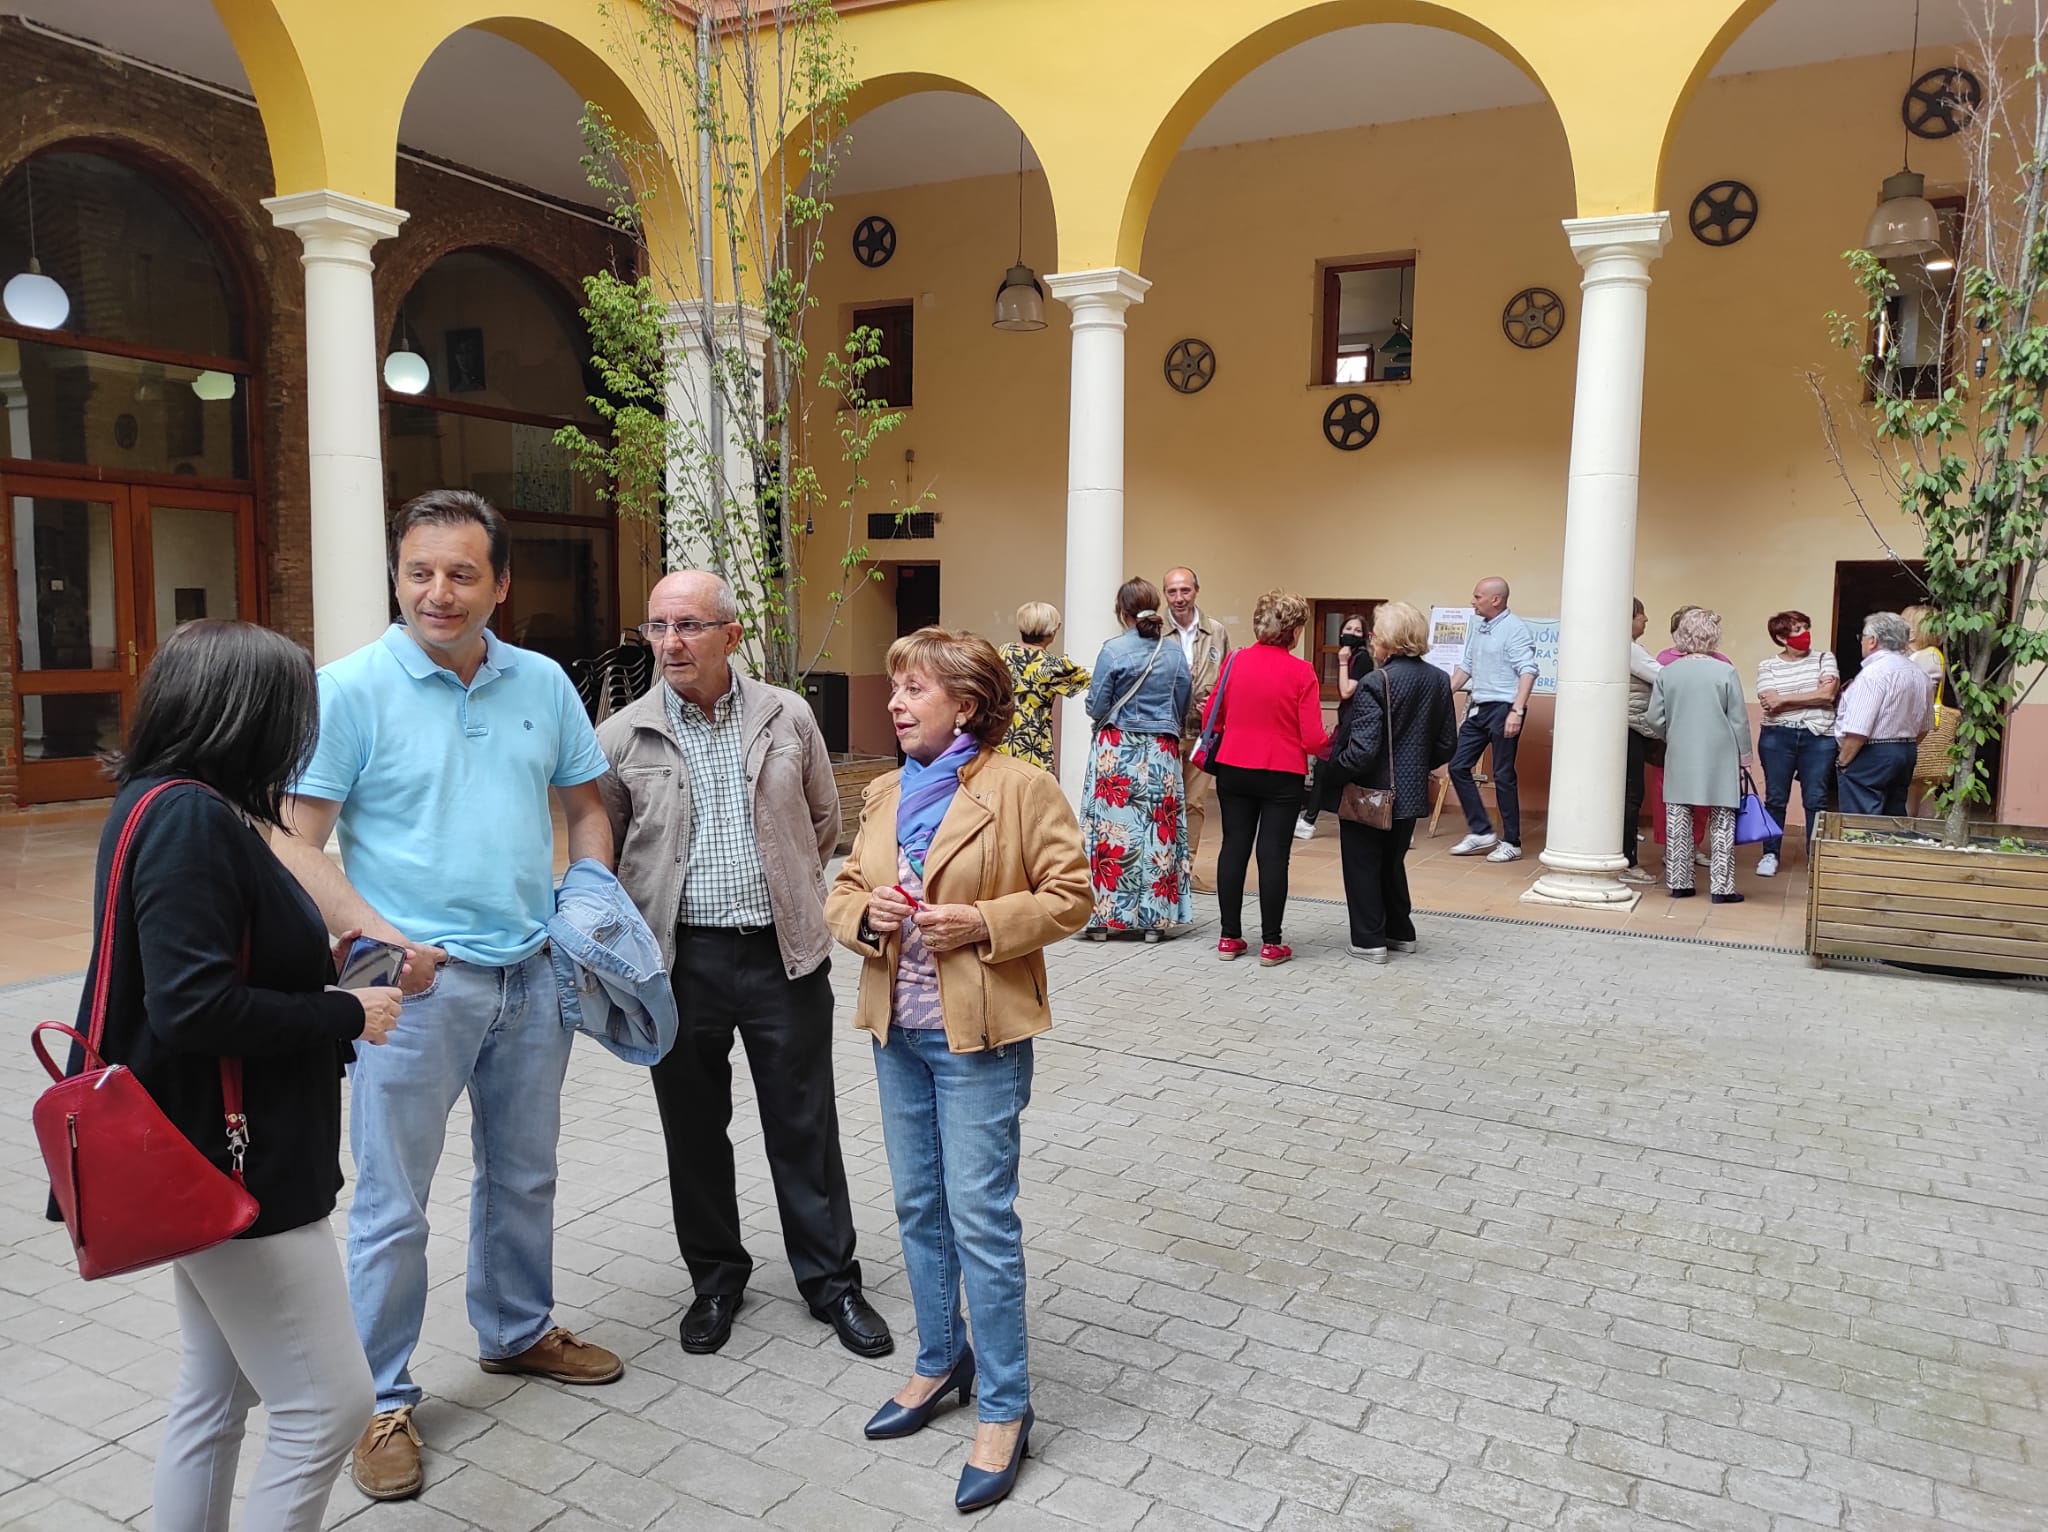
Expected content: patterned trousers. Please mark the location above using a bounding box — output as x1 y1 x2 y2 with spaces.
1666 803 1735 896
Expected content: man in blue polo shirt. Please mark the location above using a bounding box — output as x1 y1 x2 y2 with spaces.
273 490 619 1503
1447 574 1540 863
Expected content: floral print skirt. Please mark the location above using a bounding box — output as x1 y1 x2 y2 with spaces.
1080 727 1192 932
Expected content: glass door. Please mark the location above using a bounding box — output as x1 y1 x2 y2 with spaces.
6 476 257 803
7 477 138 802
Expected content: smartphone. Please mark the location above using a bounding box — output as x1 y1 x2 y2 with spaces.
337 937 406 990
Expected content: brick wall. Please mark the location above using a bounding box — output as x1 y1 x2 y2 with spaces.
0 19 627 808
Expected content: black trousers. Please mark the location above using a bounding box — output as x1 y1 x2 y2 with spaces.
1338 816 1418 950
1623 727 1650 865
1214 764 1304 943
653 926 859 1306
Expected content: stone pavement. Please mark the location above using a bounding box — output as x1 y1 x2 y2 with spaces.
4 899 2048 1531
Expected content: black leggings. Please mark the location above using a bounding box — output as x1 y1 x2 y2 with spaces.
1213 764 1305 944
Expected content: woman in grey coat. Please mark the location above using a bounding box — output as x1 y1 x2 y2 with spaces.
1646 607 1752 903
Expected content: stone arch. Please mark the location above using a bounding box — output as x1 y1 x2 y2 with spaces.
1116 0 1569 272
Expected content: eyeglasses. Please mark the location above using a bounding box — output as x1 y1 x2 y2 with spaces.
638 618 727 640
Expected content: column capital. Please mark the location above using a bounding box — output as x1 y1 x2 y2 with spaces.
1046 267 1151 314
1562 211 1671 269
664 299 773 355
263 190 408 254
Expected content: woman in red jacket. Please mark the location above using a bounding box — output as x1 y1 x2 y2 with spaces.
1197 590 1329 965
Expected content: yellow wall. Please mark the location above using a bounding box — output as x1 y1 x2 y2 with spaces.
800 45 2045 818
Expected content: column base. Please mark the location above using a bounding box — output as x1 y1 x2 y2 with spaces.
1522 871 1641 910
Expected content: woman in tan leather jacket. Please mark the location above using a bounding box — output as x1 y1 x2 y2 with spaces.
825 628 1090 1513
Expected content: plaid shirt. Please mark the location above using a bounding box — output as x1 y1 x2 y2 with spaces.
663 675 775 928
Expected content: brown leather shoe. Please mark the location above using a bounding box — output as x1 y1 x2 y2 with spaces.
352 1406 422 1501
478 1326 624 1385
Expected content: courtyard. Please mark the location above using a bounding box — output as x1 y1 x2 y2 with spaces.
3 885 2046 1530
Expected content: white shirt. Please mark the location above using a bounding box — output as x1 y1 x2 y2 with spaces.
1756 650 1841 736
1173 609 1203 668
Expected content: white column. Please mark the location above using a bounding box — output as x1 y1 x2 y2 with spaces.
263 190 407 665
662 301 770 576
1047 267 1150 801
1527 211 1670 911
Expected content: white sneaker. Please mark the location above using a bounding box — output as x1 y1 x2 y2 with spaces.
1757 853 1779 877
1449 832 1498 856
1619 865 1656 885
1486 842 1523 863
1348 944 1389 964
1293 815 1317 841
1695 850 1712 868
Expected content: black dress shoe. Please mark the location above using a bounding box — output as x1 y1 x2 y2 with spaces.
810 1290 894 1358
679 1292 744 1354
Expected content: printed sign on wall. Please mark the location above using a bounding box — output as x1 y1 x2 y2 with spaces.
1426 606 1560 695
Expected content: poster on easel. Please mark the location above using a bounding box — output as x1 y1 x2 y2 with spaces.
1426 606 1561 695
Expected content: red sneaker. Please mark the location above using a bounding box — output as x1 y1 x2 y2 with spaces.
1216 938 1248 961
1259 944 1292 967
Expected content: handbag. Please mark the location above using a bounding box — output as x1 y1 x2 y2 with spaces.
31 781 258 1281
1732 767 1782 846
1190 649 1239 774
1337 671 1397 831
1914 651 1956 780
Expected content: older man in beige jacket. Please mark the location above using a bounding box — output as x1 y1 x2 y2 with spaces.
597 569 891 1363
1164 566 1231 886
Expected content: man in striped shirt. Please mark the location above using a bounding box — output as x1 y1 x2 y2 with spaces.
1834 611 1933 817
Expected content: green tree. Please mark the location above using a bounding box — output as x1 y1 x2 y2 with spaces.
1817 6 2047 846
556 0 924 686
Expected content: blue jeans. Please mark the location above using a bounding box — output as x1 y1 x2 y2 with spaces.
346 950 572 1411
1449 701 1522 845
1757 726 1838 857
871 1027 1034 1423
1839 739 1918 817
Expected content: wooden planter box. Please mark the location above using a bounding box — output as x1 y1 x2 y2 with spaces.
1807 812 2048 978
830 755 896 854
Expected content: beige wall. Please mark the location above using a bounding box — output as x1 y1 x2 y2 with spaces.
799 46 2040 817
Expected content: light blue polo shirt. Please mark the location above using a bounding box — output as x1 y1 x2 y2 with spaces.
293 624 608 966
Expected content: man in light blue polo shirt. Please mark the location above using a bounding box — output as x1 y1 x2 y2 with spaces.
273 490 619 1503
1447 574 1540 862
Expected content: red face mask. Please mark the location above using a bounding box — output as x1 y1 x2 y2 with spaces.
1785 630 1813 653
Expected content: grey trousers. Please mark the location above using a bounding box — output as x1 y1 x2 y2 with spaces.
155 1219 373 1532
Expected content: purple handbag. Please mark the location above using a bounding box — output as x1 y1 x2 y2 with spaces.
1733 768 1782 845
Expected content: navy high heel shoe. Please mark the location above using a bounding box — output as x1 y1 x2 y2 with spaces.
863 1348 975 1440
954 1406 1033 1513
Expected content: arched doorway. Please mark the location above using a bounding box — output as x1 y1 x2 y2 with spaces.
381 247 615 669
0 146 261 803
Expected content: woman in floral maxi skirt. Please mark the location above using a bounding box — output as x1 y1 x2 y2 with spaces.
1081 579 1194 937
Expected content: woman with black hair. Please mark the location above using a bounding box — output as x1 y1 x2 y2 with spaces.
66 620 401 1531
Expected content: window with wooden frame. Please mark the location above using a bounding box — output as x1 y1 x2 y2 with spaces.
852 302 915 409
1309 598 1384 701
1871 197 1966 402
1317 257 1414 386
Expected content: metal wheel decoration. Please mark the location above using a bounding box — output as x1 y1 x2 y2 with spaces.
1321 393 1380 452
1163 338 1216 394
1501 287 1566 349
851 215 897 268
1904 66 1982 140
1688 180 1758 247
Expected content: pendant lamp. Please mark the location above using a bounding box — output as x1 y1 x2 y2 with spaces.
4 161 70 330
384 311 430 394
1864 1 1943 259
992 135 1046 332
190 370 237 401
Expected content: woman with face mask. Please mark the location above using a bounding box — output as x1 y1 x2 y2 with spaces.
1295 613 1371 841
1754 609 1840 876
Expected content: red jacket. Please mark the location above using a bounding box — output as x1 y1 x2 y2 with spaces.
1201 642 1330 772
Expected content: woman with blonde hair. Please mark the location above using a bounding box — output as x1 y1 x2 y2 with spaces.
996 602 1089 774
1080 579 1193 938
826 628 1092 1513
1648 607 1753 902
1328 602 1456 960
1196 589 1328 966
1900 604 1953 816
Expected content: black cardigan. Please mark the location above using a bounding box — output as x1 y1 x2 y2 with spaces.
1330 656 1458 822
59 777 366 1238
